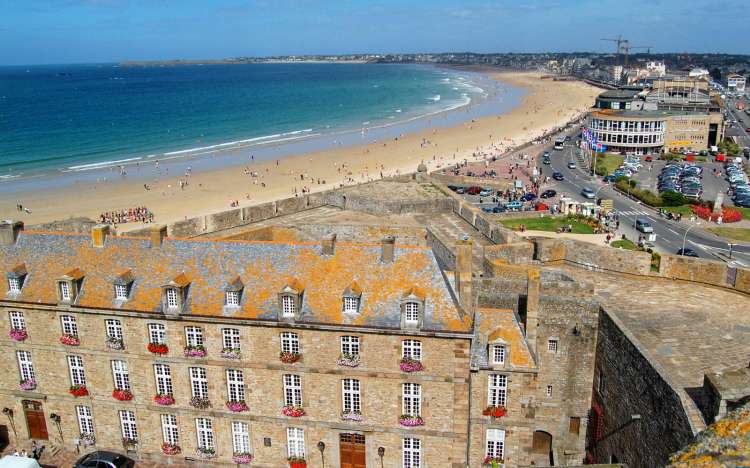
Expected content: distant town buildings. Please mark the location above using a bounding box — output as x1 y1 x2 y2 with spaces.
726 73 746 94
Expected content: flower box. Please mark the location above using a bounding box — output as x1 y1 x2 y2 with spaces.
399 358 424 373
112 389 133 401
19 379 36 391
9 328 28 341
60 334 80 346
282 405 305 417
341 411 363 422
153 394 175 406
190 396 212 409
288 457 307 468
482 406 507 418
197 447 216 459
147 342 169 355
162 442 181 455
337 353 360 367
226 400 249 412
80 433 96 447
69 385 88 397
106 337 125 350
483 456 504 466
220 347 241 360
122 437 138 449
183 345 207 358
280 351 301 363
399 415 425 427
233 452 254 464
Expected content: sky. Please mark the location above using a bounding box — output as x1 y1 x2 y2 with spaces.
1 0 748 65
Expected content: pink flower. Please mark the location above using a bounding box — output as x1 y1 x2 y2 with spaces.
399 415 425 426
226 400 249 412
60 334 80 346
233 453 253 464
9 328 28 341
153 394 175 405
399 358 424 373
19 379 36 391
282 406 305 417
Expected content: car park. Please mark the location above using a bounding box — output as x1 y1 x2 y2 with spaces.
635 218 653 233
479 189 494 197
505 201 523 211
552 172 564 181
540 189 557 198
466 186 482 195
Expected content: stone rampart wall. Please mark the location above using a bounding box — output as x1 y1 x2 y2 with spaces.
534 238 652 275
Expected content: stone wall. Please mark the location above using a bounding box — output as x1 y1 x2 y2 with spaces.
431 173 513 191
426 227 457 271
658 254 728 286
591 310 702 468
534 238 652 275
484 242 535 265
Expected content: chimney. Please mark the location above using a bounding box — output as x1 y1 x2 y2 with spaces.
454 236 474 313
321 233 337 256
380 235 395 263
0 220 24 246
525 269 541 356
150 225 168 248
91 224 110 248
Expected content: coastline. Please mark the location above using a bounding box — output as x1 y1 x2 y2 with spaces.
0 70 600 230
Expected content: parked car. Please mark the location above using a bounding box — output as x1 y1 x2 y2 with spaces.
676 248 699 258
479 189 494 197
73 451 135 468
644 155 653 162
520 193 537 202
492 206 507 213
581 187 596 199
542 157 551 165
635 218 654 233
455 187 465 194
466 186 482 195
540 189 557 198
505 201 523 211
552 172 564 181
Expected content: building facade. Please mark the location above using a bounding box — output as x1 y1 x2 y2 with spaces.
0 222 597 467
726 74 746 94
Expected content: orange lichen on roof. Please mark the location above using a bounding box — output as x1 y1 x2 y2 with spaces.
284 278 305 293
62 268 84 280
402 286 426 300
345 280 362 296
11 263 26 275
477 307 534 369
169 272 190 287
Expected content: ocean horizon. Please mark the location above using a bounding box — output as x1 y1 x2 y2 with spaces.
0 63 514 179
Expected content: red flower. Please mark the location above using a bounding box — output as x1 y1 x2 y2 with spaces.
482 406 507 418
112 389 133 401
280 351 301 363
147 342 169 354
69 385 89 397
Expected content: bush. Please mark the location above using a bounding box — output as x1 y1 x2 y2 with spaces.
616 180 662 206
628 179 637 188
661 190 687 207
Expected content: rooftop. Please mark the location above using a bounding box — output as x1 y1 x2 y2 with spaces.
597 89 642 100
0 231 471 333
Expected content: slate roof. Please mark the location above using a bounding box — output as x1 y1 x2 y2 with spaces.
470 307 535 370
0 231 471 333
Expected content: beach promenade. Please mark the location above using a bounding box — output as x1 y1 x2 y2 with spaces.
0 72 600 230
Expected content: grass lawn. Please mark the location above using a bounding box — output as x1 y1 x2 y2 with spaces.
611 239 637 250
735 207 750 219
662 205 694 216
593 153 624 175
499 216 595 234
706 227 750 243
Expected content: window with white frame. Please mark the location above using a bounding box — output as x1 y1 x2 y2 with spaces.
281 332 300 354
281 295 295 317
222 328 241 350
404 302 420 323
119 410 138 441
77 405 94 435
8 277 21 293
343 296 359 313
189 367 208 399
225 290 240 307
114 284 128 300
195 418 214 450
342 379 361 414
283 374 302 407
17 350 34 381
111 360 130 390
286 427 305 458
9 311 25 330
546 385 553 398
61 315 78 337
185 327 204 347
548 339 558 353
161 414 179 445
402 437 421 468
148 323 166 344
165 288 178 308
105 319 123 340
402 383 421 416
402 340 422 361
485 428 505 461
68 355 86 386
231 421 251 454
154 364 173 395
227 369 245 402
60 281 71 301
340 336 360 356
491 345 505 365
488 374 507 407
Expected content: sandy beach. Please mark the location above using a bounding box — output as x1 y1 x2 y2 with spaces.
0 71 600 231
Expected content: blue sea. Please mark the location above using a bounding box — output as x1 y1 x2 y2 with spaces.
0 63 522 188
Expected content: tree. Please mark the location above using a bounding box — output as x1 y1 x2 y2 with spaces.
710 68 722 81
661 190 687 207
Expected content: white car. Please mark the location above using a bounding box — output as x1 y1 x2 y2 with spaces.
567 161 577 169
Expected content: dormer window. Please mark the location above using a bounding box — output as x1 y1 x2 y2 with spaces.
57 268 84 304
224 276 244 308
343 297 359 313
114 284 128 300
60 282 71 301
400 288 425 330
491 345 506 366
165 288 178 308
161 273 189 314
278 279 304 320
342 281 362 314
113 270 134 301
404 302 419 323
8 277 21 293
7 263 27 294
281 296 295 317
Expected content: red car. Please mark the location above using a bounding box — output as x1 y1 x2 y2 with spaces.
466 186 482 195
644 155 653 162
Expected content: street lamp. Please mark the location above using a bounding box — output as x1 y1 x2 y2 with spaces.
681 222 701 254
378 447 385 468
317 441 326 467
2 408 16 440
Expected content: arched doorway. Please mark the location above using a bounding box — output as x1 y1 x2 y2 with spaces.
532 430 553 465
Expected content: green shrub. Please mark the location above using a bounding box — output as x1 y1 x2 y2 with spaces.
661 190 687 207
628 179 637 188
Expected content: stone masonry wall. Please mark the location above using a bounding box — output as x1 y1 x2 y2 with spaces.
591 310 698 468
534 239 652 275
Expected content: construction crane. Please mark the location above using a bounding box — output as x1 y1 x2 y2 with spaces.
601 36 629 63
620 45 653 67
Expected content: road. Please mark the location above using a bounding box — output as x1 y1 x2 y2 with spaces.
541 140 750 267
724 96 750 149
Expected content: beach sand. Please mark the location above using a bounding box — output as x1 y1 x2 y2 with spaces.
0 71 601 231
